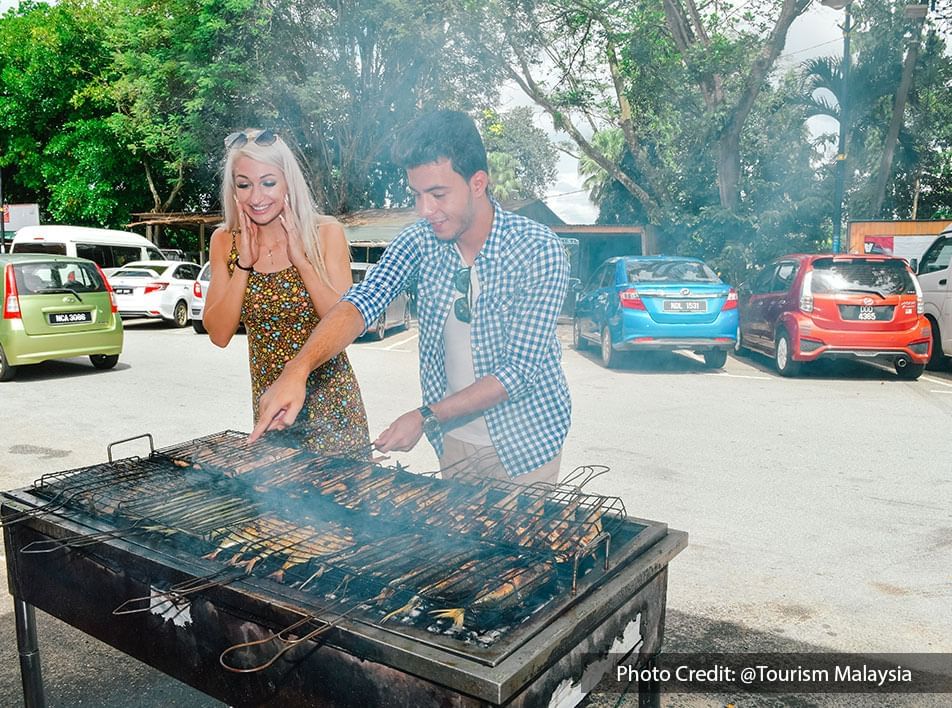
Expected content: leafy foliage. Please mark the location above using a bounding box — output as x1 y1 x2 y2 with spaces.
0 0 145 225
801 0 952 222
0 0 949 268
480 107 558 199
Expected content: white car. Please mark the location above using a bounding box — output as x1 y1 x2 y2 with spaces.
916 226 952 368
190 262 212 333
108 260 201 327
352 262 412 340
191 261 412 338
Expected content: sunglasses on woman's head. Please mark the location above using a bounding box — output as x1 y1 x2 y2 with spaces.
225 129 278 149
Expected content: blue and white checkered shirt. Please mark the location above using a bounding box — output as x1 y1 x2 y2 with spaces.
342 201 571 478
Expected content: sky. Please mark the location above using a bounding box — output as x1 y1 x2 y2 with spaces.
0 1 846 222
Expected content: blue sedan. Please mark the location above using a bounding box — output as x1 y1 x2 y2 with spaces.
573 256 738 368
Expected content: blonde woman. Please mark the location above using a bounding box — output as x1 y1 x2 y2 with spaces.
204 129 369 454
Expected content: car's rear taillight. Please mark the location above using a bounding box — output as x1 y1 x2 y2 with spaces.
619 288 645 310
799 271 814 313
912 276 924 315
722 288 738 310
94 264 118 313
144 282 169 295
3 264 21 319
193 281 203 299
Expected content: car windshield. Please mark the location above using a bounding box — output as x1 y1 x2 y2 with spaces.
14 262 106 294
113 268 160 278
625 260 719 283
811 258 916 297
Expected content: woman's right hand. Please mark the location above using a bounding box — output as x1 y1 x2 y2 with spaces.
235 196 259 268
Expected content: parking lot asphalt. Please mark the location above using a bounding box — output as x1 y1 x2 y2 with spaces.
1 319 950 707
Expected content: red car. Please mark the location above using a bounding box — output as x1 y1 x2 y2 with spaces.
736 254 932 379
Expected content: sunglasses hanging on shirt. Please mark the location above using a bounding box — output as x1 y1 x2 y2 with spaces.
453 266 472 324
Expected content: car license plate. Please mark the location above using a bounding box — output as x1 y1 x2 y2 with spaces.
664 300 706 312
114 287 133 295
48 311 92 325
858 306 876 320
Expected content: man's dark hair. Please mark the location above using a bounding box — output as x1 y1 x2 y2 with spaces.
391 110 489 181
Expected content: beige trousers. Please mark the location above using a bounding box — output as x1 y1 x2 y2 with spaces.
439 434 562 486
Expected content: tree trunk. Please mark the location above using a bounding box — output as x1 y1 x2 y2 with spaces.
717 132 741 213
870 21 924 217
663 0 810 212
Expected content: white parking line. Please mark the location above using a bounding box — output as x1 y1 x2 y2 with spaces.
922 375 952 387
930 389 952 395
381 332 419 351
717 372 772 380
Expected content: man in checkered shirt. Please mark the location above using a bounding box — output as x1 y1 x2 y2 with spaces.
251 110 571 483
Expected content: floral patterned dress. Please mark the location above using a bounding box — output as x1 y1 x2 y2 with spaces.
229 239 369 455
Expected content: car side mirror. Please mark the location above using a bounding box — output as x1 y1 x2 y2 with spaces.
909 258 919 274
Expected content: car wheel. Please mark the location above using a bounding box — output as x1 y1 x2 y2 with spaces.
734 325 748 356
572 319 588 350
895 360 925 380
403 304 412 331
372 312 387 341
774 330 801 377
171 300 189 328
0 343 17 382
192 317 207 334
703 349 728 369
600 327 620 368
89 354 119 370
927 318 949 370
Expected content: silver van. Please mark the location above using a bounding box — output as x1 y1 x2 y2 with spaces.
12 225 165 271
916 225 952 368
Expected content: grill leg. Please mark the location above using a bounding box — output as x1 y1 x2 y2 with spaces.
14 598 47 708
637 656 660 708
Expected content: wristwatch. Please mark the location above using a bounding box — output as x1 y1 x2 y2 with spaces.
417 405 441 445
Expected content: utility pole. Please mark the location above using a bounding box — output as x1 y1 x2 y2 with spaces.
821 0 853 254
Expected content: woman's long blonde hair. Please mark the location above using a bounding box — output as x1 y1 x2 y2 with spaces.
220 130 335 281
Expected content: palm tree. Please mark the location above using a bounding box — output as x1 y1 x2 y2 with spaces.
487 151 524 200
577 128 625 206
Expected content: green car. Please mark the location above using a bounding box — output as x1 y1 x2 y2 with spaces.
1 253 123 381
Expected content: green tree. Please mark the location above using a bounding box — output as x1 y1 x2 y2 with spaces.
487 151 524 200
105 0 269 215
576 127 624 206
256 0 502 213
485 0 811 222
480 106 558 198
802 0 952 221
0 0 145 225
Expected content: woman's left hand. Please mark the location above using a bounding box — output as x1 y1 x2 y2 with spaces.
281 199 309 270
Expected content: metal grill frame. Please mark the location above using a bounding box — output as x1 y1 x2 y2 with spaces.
3 487 686 705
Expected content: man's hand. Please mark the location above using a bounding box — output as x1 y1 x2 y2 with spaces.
374 409 425 453
249 362 309 442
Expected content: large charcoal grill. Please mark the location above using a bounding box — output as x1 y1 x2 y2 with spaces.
3 431 686 707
